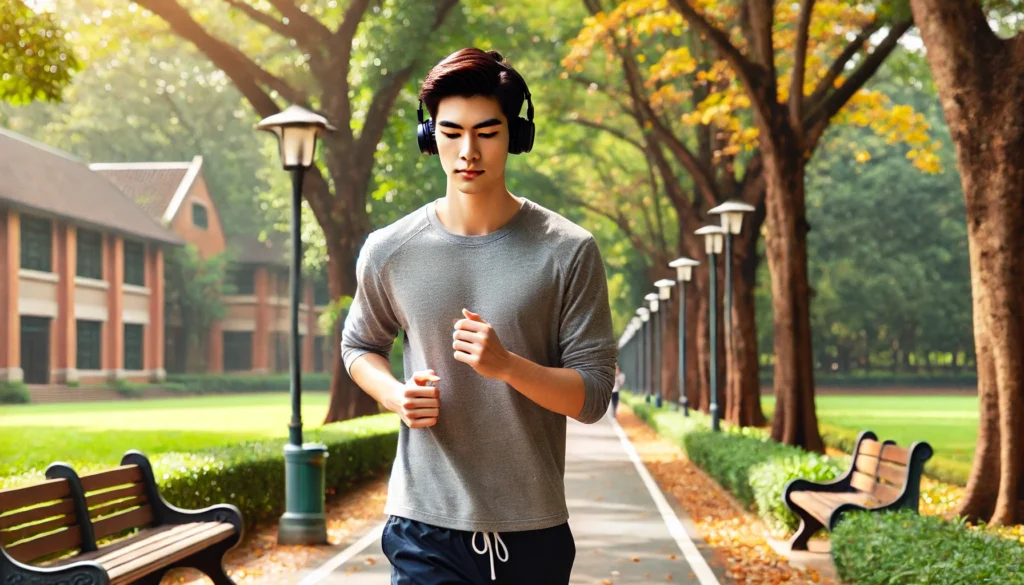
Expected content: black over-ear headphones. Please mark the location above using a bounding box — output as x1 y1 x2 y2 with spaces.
417 59 535 156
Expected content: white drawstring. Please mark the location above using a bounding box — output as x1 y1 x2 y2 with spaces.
471 531 509 581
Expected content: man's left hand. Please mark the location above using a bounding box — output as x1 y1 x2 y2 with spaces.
453 308 514 381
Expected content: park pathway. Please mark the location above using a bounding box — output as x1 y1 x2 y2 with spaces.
292 412 727 585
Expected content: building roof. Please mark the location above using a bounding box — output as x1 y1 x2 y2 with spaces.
89 156 204 224
0 128 183 246
228 233 290 267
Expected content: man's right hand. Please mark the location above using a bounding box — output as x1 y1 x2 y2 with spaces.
388 369 440 428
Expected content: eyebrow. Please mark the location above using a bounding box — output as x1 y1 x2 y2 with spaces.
437 118 502 130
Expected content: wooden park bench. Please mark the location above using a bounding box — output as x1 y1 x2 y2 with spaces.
0 450 243 584
783 430 933 551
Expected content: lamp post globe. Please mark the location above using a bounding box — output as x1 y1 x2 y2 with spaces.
257 105 335 545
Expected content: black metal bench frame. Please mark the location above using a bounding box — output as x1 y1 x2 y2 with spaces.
0 450 244 585
782 430 933 551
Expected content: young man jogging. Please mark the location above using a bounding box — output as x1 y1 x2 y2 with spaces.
341 47 618 584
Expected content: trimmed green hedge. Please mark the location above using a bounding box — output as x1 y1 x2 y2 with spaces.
623 392 845 536
0 382 29 404
1 414 399 531
165 373 333 394
832 509 1024 584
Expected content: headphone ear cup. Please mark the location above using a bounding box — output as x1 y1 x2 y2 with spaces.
417 118 438 155
510 118 534 155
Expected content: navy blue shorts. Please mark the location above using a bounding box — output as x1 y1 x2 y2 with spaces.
381 515 576 584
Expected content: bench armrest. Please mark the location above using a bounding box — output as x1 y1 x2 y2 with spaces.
120 451 245 546
1 546 109 584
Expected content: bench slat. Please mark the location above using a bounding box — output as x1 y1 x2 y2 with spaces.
854 453 880 477
858 439 883 458
880 444 911 465
850 470 876 493
0 479 71 513
80 466 144 493
100 522 220 571
92 505 154 541
872 481 902 504
876 461 907 487
86 483 147 509
106 524 234 585
53 524 185 566
0 499 75 530
90 496 148 520
1 511 77 546
5 526 82 564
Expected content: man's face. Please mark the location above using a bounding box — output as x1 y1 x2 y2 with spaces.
434 94 509 194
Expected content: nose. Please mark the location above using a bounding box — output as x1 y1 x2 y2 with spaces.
459 135 480 162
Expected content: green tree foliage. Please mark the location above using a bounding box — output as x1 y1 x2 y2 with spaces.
0 0 79 105
164 245 232 372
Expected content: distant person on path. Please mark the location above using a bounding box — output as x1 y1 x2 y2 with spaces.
609 363 625 419
341 48 618 585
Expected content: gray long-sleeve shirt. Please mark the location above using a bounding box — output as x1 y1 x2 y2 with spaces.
341 196 618 532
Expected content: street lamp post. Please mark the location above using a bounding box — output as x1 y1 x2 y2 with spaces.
654 279 675 409
638 308 650 402
695 225 725 432
257 105 335 545
628 317 641 393
668 257 699 415
645 293 660 405
708 201 756 390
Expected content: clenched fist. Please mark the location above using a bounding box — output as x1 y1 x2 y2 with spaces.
453 308 514 381
387 369 440 429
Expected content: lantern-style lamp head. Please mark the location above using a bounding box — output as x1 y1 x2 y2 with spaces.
655 278 675 300
645 292 659 313
708 200 756 235
638 307 650 322
695 225 726 255
669 257 700 282
256 105 336 170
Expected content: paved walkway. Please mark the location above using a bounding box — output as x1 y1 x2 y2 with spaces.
294 413 726 585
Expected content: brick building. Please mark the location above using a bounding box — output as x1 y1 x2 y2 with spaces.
0 129 182 384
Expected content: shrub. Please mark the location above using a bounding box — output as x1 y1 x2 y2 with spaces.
0 382 30 404
832 509 1024 584
749 453 844 535
108 378 146 398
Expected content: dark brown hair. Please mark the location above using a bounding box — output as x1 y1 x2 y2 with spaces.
418 48 527 123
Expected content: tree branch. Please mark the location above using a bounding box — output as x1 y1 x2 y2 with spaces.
137 0 304 116
805 19 913 131
352 0 459 185
569 117 644 152
327 0 372 146
804 22 880 111
222 0 289 38
789 0 816 128
568 194 658 259
264 0 332 47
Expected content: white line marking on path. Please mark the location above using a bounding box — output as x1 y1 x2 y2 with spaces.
607 413 722 585
294 520 387 585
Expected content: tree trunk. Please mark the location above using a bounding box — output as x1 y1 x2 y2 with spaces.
725 218 767 427
909 0 1024 525
763 133 823 453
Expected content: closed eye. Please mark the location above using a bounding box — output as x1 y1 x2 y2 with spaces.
441 132 500 139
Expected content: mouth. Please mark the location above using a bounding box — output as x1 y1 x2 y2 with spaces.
457 170 484 180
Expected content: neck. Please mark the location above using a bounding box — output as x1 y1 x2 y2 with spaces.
436 183 523 236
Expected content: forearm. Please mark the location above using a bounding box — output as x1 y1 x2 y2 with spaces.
499 352 587 420
349 352 405 413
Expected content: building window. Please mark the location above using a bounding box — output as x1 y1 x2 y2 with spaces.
76 320 102 370
224 331 253 371
76 229 103 280
124 324 144 370
314 276 330 306
20 215 52 272
124 240 146 286
192 203 208 230
228 265 256 295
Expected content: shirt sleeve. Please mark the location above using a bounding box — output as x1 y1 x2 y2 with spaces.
558 237 618 424
340 233 402 378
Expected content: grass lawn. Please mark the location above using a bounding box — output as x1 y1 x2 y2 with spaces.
0 393 335 477
762 394 979 464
